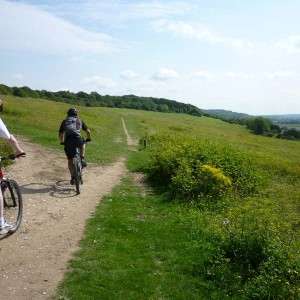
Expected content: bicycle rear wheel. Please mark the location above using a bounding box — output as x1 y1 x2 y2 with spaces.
2 179 23 233
73 157 81 195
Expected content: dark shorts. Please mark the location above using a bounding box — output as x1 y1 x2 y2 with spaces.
64 135 84 159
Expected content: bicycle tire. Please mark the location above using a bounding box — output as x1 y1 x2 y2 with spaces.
73 156 81 195
2 179 23 233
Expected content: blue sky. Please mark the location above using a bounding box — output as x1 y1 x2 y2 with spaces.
1 0 300 115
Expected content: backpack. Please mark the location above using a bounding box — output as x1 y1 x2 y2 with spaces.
64 117 82 136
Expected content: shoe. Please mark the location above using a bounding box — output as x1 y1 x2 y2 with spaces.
0 222 13 235
15 152 26 158
70 176 75 185
81 159 87 168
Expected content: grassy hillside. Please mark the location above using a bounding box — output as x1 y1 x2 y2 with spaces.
3 95 299 166
1 95 300 299
2 95 130 163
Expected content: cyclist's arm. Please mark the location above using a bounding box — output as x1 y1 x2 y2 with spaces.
0 119 24 155
85 128 91 140
0 118 11 140
59 120 65 143
81 120 91 140
58 132 64 143
8 134 24 156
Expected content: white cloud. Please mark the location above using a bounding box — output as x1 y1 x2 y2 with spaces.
152 68 178 80
123 80 155 95
49 1 194 22
12 73 25 80
193 70 298 81
0 0 122 55
192 71 215 80
275 36 300 53
120 70 139 79
191 70 254 80
152 19 255 51
119 2 194 19
56 87 70 92
82 76 117 89
220 71 253 79
263 71 298 79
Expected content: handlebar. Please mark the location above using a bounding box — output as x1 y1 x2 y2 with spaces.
0 153 25 162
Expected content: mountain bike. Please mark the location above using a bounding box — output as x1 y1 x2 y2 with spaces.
0 155 23 235
61 139 90 195
73 146 83 195
73 139 91 195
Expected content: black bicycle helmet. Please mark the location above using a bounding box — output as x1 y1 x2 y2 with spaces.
67 108 78 116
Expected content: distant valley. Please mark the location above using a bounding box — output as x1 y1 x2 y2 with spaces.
204 109 300 123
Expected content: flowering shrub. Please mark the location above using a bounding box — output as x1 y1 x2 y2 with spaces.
200 164 232 197
144 132 264 201
171 162 232 200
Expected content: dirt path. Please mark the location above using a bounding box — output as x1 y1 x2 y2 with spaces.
0 122 135 299
122 118 139 149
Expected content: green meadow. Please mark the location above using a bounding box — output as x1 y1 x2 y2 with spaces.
1 96 300 299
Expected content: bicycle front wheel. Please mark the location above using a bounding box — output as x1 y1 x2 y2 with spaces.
2 179 23 233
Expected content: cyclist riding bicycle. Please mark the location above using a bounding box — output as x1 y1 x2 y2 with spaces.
58 108 91 185
0 99 26 234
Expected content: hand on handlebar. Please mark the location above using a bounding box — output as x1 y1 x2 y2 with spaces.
85 138 92 143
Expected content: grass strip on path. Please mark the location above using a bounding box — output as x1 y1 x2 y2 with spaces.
56 177 208 300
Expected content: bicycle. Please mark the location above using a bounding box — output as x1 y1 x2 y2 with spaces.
0 155 23 235
61 139 89 195
73 146 83 195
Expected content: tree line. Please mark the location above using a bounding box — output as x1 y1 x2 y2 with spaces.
203 109 300 140
245 117 300 140
0 84 203 117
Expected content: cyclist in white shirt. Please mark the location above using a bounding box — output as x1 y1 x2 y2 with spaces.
0 100 25 157
0 99 25 234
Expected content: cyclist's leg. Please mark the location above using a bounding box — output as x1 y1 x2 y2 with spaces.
76 136 84 156
0 190 7 234
68 159 76 185
80 144 86 157
0 189 4 223
64 141 77 183
0 188 13 233
68 159 74 176
1 180 23 233
78 137 87 167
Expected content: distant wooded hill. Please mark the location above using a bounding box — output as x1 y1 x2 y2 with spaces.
204 109 253 119
0 84 203 117
261 114 300 124
204 109 300 124
2 84 299 124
